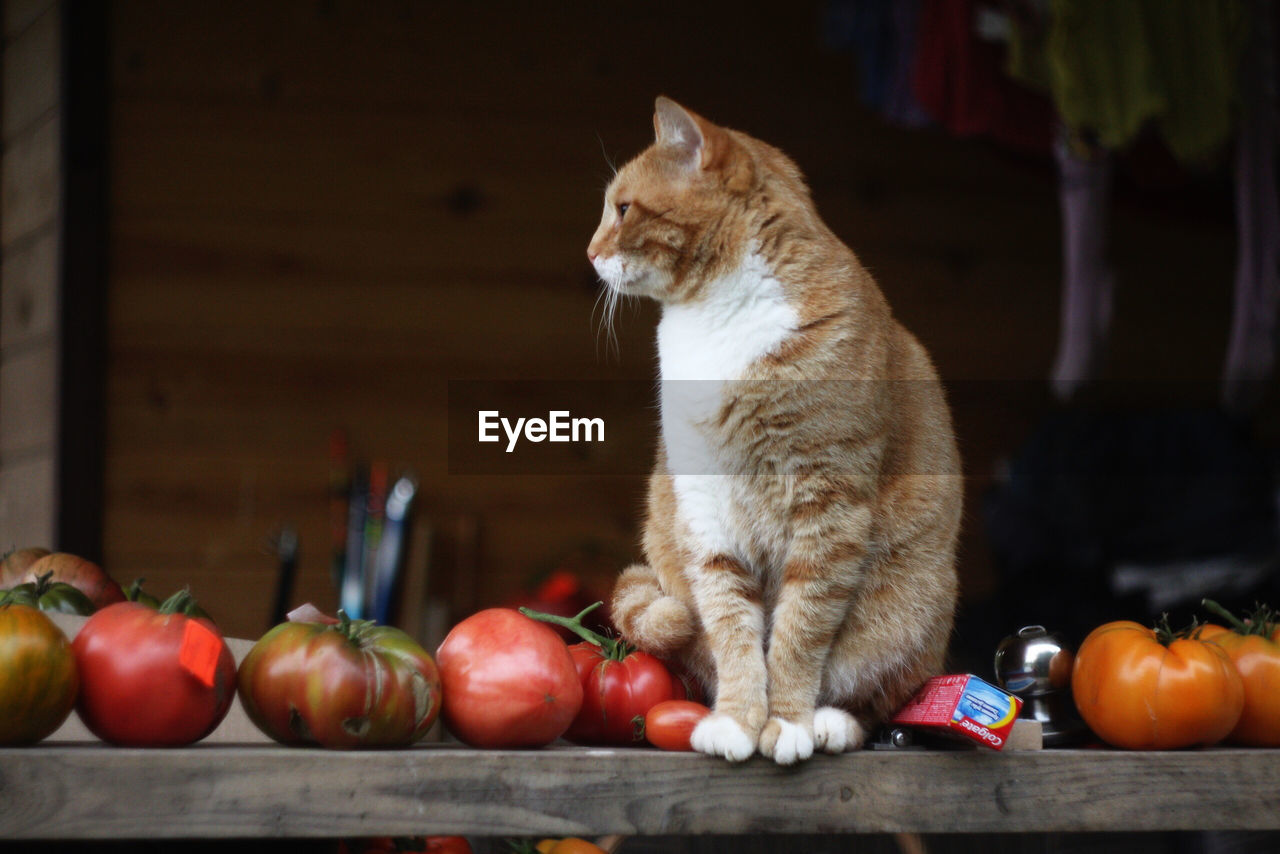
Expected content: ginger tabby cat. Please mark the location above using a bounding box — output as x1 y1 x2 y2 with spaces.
587 98 961 764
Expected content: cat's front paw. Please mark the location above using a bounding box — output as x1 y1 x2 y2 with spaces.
758 717 814 766
690 713 758 762
812 707 866 753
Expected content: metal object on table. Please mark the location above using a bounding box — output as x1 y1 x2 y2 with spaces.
869 726 918 750
994 625 1088 746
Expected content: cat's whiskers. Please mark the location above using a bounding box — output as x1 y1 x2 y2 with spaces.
589 280 610 359
596 131 619 178
592 279 623 362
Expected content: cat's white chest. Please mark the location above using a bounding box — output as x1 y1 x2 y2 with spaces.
656 254 797 383
657 255 798 561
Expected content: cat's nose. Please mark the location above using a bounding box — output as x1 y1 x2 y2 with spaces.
587 248 598 263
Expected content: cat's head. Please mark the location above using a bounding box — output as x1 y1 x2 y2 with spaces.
588 97 780 305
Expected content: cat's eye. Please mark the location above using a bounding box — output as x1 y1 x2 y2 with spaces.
617 202 630 219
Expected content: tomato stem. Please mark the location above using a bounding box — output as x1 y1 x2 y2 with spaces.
632 713 646 742
1256 604 1278 638
519 602 633 660
334 609 379 645
1203 598 1277 637
158 589 194 615
157 588 211 620
1202 599 1251 634
337 608 357 640
1153 612 1204 645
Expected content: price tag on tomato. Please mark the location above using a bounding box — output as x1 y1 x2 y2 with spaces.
179 619 224 688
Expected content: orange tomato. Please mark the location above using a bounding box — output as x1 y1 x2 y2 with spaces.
1071 619 1243 750
1200 601 1280 747
537 840 607 854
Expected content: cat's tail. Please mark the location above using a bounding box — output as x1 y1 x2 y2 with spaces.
611 563 695 657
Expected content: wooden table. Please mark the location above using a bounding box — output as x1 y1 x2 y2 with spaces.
2 744 1278 839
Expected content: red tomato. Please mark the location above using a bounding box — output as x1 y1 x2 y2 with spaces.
643 699 711 751
15 552 125 610
420 838 473 854
1200 600 1280 747
435 608 583 748
72 592 236 746
1072 618 1244 750
564 642 686 744
520 602 686 745
348 839 472 854
0 547 51 584
0 602 79 744
238 612 442 749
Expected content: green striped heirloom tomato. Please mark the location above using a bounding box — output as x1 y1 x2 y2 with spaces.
0 601 79 744
72 592 236 746
238 612 442 748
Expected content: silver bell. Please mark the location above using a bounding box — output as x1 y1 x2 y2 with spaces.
994 625 1088 746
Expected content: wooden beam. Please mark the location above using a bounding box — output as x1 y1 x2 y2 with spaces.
54 0 110 560
0 745 1278 838
0 0 62 553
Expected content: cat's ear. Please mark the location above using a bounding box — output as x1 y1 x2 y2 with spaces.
653 97 724 171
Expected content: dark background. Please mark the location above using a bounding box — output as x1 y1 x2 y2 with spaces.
85 0 1278 662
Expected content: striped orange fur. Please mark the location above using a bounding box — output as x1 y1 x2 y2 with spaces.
588 98 961 764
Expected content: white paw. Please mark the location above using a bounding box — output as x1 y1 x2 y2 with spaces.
812 707 864 753
690 713 756 762
760 718 814 766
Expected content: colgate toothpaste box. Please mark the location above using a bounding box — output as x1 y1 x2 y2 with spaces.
890 673 1023 750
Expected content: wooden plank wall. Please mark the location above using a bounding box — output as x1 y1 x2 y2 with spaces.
0 0 61 554
104 1 1244 643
